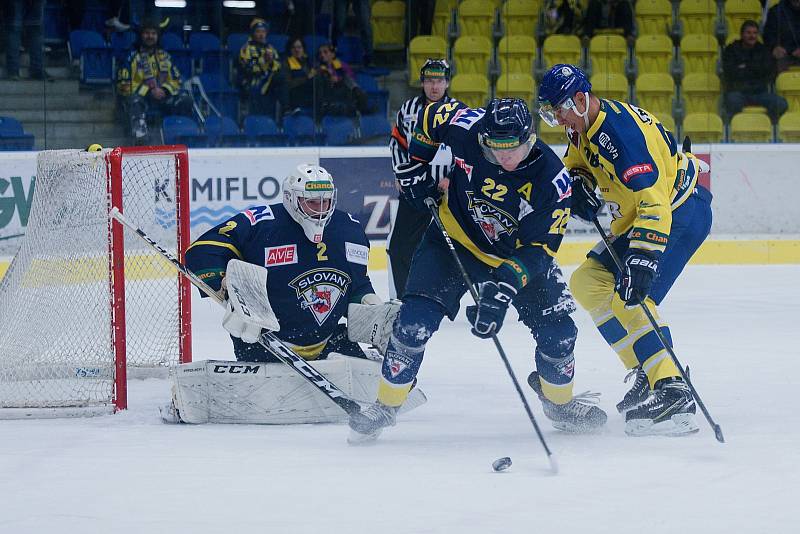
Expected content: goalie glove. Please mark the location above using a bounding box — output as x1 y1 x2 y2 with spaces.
347 295 401 355
221 259 281 343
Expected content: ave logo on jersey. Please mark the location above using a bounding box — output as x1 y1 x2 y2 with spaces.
288 268 351 326
466 192 518 243
265 244 297 266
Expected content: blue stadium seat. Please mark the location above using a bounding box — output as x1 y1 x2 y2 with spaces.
69 30 105 62
304 34 328 58
244 115 287 146
69 30 112 85
227 33 249 56
205 116 247 147
199 73 239 118
190 32 230 80
267 33 289 55
336 36 364 65
359 113 391 144
355 73 389 116
160 32 192 78
161 32 184 50
283 114 319 146
110 31 136 62
80 3 107 32
44 1 68 45
162 115 207 147
322 116 356 146
0 116 35 151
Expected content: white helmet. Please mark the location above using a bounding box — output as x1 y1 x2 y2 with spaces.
282 164 337 243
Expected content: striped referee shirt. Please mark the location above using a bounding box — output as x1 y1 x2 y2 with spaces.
389 94 454 181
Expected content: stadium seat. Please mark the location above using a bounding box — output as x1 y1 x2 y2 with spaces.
776 70 800 111
161 33 192 79
537 120 568 145
730 111 773 142
681 73 721 115
69 30 112 85
284 114 318 146
44 1 68 46
337 35 365 65
635 73 675 118
204 116 247 147
359 114 392 144
778 111 800 142
0 116 35 151
500 0 540 36
161 32 184 51
453 35 493 76
190 32 229 79
657 112 676 134
634 34 674 75
635 0 673 36
199 73 239 118
497 35 536 75
449 73 490 108
321 116 356 146
432 0 457 37
589 35 628 77
679 0 719 36
682 112 724 143
68 30 104 63
243 115 286 146
110 31 136 62
162 115 208 147
457 0 495 39
590 73 629 101
725 0 763 40
371 1 405 50
267 33 289 55
542 35 582 70
495 73 536 107
355 72 390 116
680 33 719 76
227 33 249 57
408 35 448 87
303 34 328 57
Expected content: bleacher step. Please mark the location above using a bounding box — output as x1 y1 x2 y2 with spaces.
26 122 126 140
0 80 81 96
0 94 108 111
13 109 116 123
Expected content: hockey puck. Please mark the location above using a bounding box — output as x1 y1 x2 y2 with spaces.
492 457 512 472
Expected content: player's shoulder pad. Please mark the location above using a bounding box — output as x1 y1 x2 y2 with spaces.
330 209 369 242
417 99 470 140
237 203 280 226
525 140 572 205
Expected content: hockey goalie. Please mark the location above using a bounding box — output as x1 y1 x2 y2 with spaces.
164 164 423 424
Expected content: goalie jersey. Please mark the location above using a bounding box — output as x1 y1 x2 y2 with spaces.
409 100 573 288
186 204 374 352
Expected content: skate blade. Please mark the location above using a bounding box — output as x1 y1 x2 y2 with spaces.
159 403 181 424
625 413 700 437
551 420 605 434
347 427 383 445
397 388 427 416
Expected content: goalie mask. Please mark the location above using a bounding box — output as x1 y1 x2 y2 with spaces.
283 164 337 243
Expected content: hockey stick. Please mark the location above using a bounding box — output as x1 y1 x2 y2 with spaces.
424 198 558 474
589 216 725 443
109 207 363 416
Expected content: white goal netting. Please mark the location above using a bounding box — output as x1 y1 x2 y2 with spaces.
0 147 190 417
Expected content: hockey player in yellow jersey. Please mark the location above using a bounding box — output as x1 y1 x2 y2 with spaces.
537 64 713 436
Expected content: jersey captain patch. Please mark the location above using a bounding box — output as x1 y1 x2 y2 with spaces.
466 191 518 243
288 268 352 326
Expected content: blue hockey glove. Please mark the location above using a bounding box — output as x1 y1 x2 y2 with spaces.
617 250 659 306
395 161 440 211
569 168 603 224
466 281 517 339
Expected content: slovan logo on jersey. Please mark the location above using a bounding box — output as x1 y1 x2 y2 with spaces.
288 268 351 326
466 192 518 243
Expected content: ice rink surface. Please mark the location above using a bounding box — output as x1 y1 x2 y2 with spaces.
1 265 798 534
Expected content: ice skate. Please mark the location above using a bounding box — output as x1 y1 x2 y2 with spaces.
159 400 182 424
616 366 650 413
625 377 699 437
528 372 607 433
347 401 397 444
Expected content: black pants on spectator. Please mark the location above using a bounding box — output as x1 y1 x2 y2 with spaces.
248 72 289 120
4 0 44 78
387 196 431 299
127 90 193 133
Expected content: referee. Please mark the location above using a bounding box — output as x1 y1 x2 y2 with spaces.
387 58 454 298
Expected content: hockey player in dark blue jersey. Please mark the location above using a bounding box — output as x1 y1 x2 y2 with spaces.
186 164 380 362
348 98 607 443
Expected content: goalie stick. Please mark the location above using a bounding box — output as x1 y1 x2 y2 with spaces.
109 207 365 416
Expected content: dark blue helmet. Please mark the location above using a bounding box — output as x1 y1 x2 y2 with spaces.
419 58 451 82
537 64 591 126
479 98 534 150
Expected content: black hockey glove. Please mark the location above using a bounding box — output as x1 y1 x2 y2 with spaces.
466 281 517 339
617 249 659 306
395 161 440 211
569 168 603 224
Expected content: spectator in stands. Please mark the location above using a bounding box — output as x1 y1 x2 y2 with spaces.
284 38 317 112
723 20 788 121
332 0 374 66
543 0 583 36
314 42 372 117
4 0 49 80
583 0 635 44
237 18 288 120
116 17 193 142
764 0 800 71
408 0 436 44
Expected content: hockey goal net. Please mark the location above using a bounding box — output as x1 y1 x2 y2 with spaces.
0 146 191 418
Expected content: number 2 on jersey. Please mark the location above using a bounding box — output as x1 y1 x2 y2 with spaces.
316 242 328 261
481 178 508 200
549 209 570 235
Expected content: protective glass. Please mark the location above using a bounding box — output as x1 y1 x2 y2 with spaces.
538 97 577 127
478 134 536 167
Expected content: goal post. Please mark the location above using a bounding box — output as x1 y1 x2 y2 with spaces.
0 145 192 418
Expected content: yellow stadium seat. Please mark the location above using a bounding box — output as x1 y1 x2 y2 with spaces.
432 0 457 37
635 0 673 36
589 35 628 75
679 0 718 35
682 73 720 115
453 35 492 76
538 120 568 145
655 112 676 133
449 73 490 108
725 0 762 39
776 70 800 111
635 73 675 117
371 1 405 50
407 35 448 87
681 33 719 75
542 34 582 69
635 34 674 74
778 111 800 141
590 73 628 101
682 112 724 143
500 0 541 36
458 0 496 39
497 35 536 75
495 72 536 107
730 111 773 142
